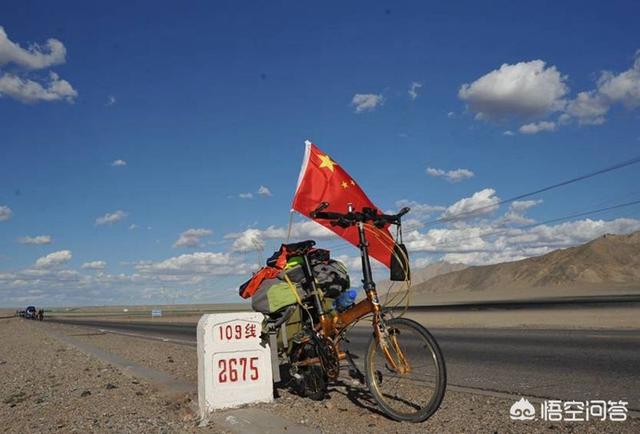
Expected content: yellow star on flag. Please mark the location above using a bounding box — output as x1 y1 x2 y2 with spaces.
317 153 336 172
341 181 349 189
350 179 356 186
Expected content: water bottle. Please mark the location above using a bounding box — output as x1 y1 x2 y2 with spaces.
333 289 357 312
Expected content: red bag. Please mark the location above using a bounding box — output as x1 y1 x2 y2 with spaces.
238 266 281 299
238 241 315 299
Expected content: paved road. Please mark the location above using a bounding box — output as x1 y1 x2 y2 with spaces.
49 318 640 410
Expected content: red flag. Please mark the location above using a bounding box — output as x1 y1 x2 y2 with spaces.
291 141 395 267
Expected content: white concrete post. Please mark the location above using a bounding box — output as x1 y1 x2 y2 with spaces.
197 313 273 420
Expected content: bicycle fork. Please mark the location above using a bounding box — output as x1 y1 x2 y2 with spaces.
374 313 411 374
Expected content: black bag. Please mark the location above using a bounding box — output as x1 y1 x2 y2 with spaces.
390 243 410 281
312 260 350 298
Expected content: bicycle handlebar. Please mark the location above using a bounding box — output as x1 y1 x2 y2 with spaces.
310 202 410 228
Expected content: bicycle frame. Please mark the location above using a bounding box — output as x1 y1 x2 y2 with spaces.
298 220 410 374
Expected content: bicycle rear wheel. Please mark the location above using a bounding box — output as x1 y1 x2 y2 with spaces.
365 317 446 422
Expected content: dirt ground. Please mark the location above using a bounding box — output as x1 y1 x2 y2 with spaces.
0 318 217 434
2 318 637 433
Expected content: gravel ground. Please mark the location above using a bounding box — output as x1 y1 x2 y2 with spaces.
0 319 220 434
62 324 198 384
2 319 638 433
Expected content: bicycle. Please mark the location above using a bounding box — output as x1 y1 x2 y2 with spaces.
267 202 447 423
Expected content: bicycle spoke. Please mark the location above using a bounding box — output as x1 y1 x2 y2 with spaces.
366 318 446 421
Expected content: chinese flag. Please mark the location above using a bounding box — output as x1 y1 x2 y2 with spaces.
291 141 395 267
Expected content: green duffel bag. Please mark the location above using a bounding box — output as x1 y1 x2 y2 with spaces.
263 297 336 351
251 277 305 314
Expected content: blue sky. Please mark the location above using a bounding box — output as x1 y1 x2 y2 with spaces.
1 1 639 306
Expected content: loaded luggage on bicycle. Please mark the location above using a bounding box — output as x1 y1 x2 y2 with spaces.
237 141 446 422
238 203 447 422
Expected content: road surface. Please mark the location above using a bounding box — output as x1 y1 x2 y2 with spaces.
48 318 640 410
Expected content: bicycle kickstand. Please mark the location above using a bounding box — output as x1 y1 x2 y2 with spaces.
344 349 366 384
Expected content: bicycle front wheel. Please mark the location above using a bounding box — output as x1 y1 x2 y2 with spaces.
365 317 446 422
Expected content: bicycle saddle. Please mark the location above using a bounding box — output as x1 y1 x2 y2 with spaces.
282 240 316 256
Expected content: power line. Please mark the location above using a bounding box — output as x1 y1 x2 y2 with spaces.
306 154 640 253
422 154 640 226
218 198 640 291
407 198 640 254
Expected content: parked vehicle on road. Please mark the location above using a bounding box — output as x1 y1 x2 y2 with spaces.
25 306 37 319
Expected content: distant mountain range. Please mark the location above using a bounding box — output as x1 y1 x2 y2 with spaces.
405 231 640 304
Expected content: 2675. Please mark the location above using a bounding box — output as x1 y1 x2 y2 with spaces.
217 357 259 383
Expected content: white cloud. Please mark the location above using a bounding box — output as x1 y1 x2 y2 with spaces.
441 218 640 265
0 249 253 306
503 130 515 136
398 188 636 266
0 71 77 104
405 226 492 254
0 205 12 221
18 235 52 245
35 250 72 268
258 185 272 197
597 52 640 109
174 228 213 248
111 159 126 167
2 200 637 306
408 82 423 100
0 28 76 105
447 111 455 118
425 168 445 177
405 214 640 266
519 121 556 134
106 95 116 106
564 52 640 125
238 192 253 199
129 224 138 230
82 260 106 270
135 252 245 276
287 221 335 240
395 200 446 220
510 199 542 213
334 254 363 271
426 167 475 182
0 26 66 69
498 200 543 226
230 228 265 252
458 60 568 120
464 52 640 130
565 91 608 125
351 93 384 113
558 113 572 125
95 210 128 226
335 254 384 274
226 221 336 253
441 188 501 220
447 169 475 182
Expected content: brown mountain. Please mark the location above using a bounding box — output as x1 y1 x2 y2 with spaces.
379 261 468 288
369 262 467 303
410 231 640 303
410 261 469 284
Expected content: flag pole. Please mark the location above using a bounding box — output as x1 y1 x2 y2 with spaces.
285 210 294 243
287 139 313 243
